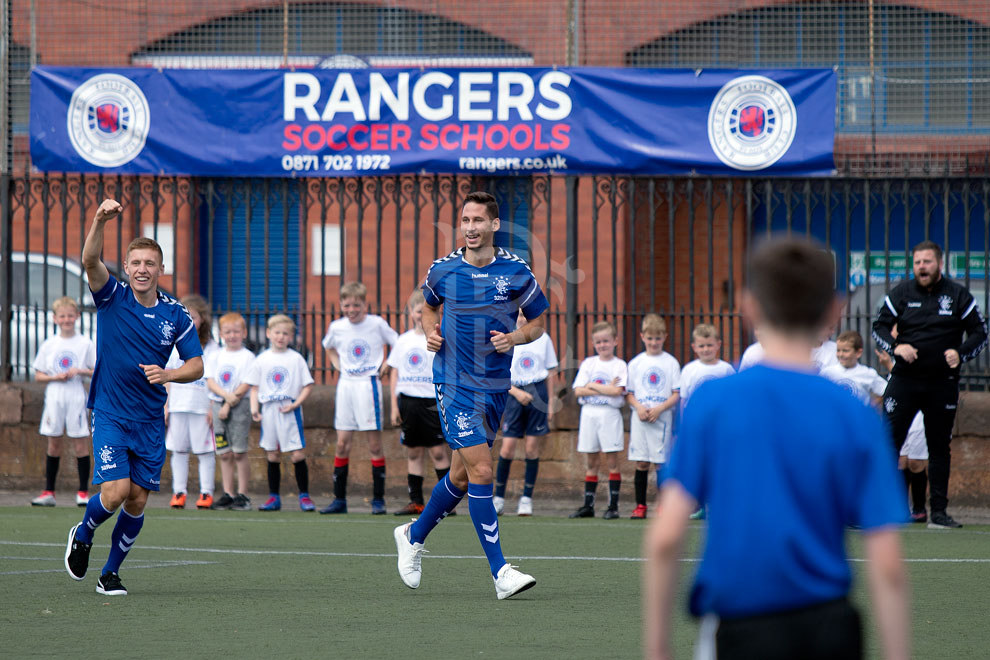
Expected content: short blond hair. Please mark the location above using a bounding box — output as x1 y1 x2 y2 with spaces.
641 314 666 335
52 296 80 314
340 281 367 301
406 289 426 312
126 237 164 265
218 312 247 331
692 323 720 342
267 314 295 332
590 320 616 338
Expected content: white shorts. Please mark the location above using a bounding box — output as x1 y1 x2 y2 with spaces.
260 401 305 453
39 390 89 438
899 412 929 461
334 377 384 431
628 413 671 464
165 412 215 454
577 406 625 453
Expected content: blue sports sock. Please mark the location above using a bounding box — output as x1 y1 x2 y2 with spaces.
467 482 507 577
76 493 114 544
494 456 512 498
102 508 144 575
409 474 464 544
523 458 539 498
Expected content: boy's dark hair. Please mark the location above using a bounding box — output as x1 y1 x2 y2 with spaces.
463 191 499 221
912 240 943 263
836 330 864 351
748 238 835 334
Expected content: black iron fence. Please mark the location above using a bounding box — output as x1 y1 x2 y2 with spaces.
3 173 990 389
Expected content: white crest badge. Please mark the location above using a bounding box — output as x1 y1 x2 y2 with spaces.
708 75 797 171
493 275 511 297
938 295 953 314
884 397 897 414
67 74 151 168
455 411 473 431
160 320 175 343
99 446 113 464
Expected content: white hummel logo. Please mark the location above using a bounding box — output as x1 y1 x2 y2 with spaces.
482 522 497 532
143 313 155 318
119 533 137 552
482 520 499 543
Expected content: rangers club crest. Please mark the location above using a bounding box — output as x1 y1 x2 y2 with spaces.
67 73 150 168
406 348 428 373
938 295 953 315
267 366 289 391
99 446 113 464
55 352 75 372
493 275 511 301
348 338 372 363
455 411 473 431
518 352 538 373
159 320 175 344
708 75 797 171
643 368 666 392
884 397 897 414
219 368 234 385
591 372 609 385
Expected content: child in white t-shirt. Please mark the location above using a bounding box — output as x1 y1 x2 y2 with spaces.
320 281 397 515
820 330 887 406
31 296 96 507
205 312 256 511
246 314 315 512
165 295 220 509
625 314 681 520
569 321 627 520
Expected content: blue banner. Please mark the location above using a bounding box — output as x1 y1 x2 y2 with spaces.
30 66 835 177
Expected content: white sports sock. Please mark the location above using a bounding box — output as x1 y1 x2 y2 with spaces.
171 451 189 494
197 452 216 496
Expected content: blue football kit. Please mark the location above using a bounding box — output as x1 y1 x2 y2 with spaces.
422 247 549 449
88 274 202 490
667 365 905 620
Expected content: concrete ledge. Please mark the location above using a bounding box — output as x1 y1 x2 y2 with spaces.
2 383 989 506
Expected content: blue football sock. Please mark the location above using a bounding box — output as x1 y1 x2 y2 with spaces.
76 493 114 544
494 457 512 498
523 458 539 498
409 474 464 544
102 508 144 575
467 482 507 577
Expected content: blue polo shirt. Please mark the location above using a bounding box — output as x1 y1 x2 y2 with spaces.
422 247 549 392
87 274 203 422
667 364 905 619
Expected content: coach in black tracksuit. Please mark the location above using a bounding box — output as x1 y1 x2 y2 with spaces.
873 240 988 529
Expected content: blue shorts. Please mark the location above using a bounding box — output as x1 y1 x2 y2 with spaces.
501 380 551 438
435 383 508 450
91 410 167 491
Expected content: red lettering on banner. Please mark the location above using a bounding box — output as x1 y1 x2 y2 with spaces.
283 124 302 150
327 125 347 150
370 124 389 150
533 125 550 150
486 125 509 150
348 125 369 150
420 124 439 150
550 124 571 150
393 124 412 150
509 125 532 150
462 124 485 150
439 125 460 150
302 125 324 150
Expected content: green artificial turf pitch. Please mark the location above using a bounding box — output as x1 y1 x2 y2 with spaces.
1 507 988 659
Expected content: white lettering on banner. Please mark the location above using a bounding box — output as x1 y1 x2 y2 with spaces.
283 71 574 123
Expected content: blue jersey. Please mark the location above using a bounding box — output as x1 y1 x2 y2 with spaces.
422 247 549 392
668 364 905 619
87 274 203 422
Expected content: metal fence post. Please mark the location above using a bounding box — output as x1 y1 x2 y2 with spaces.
565 175 578 382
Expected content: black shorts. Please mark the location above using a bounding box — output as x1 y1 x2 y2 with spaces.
398 394 445 448
500 380 550 438
715 597 862 660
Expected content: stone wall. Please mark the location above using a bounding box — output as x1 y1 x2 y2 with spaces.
2 382 988 506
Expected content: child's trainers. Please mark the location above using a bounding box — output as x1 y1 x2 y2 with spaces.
32 491 56 507
299 494 316 511
516 496 533 516
230 494 252 511
493 495 505 515
371 499 387 515
75 491 89 507
210 493 235 510
96 571 127 596
259 495 281 511
170 492 186 509
630 504 648 519
196 493 213 509
319 498 347 514
603 508 620 520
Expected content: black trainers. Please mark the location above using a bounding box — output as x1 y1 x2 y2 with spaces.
96 571 127 596
64 523 92 581
928 511 962 529
230 494 252 511
569 505 595 519
210 493 235 510
603 508 620 520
